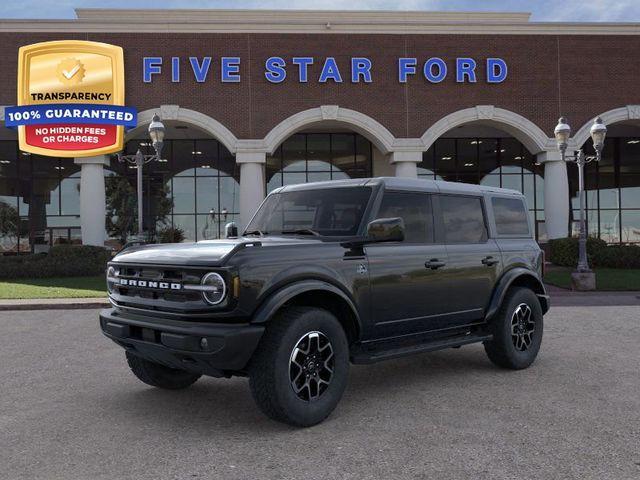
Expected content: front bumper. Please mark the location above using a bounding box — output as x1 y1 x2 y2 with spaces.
99 308 264 376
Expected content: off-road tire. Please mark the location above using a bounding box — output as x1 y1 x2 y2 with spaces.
248 307 350 427
484 287 543 370
125 351 201 390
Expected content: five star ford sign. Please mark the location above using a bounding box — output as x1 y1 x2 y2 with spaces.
4 40 137 157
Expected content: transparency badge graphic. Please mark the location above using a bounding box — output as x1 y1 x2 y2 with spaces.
5 40 136 157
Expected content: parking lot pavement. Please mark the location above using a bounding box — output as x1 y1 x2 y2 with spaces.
1 307 639 480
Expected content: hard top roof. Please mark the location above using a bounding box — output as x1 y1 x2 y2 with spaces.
275 177 522 196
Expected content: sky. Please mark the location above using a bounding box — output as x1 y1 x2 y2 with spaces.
0 0 639 22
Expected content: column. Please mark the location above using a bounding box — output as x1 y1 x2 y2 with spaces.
390 150 422 178
74 155 109 246
237 151 266 229
538 151 569 240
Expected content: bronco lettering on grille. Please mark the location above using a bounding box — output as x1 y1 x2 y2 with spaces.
118 278 182 290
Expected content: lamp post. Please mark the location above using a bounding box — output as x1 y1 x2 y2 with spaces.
117 114 166 238
553 116 607 288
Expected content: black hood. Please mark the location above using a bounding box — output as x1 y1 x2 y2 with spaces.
112 236 325 266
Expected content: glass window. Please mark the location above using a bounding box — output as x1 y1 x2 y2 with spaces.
480 174 500 188
500 138 524 173
0 141 18 177
173 140 195 176
282 134 306 172
434 138 456 181
620 138 640 174
501 174 523 193
440 195 488 244
219 176 240 214
478 138 499 175
419 147 435 178
246 187 372 237
332 134 355 174
194 139 219 176
354 135 371 177
599 210 620 244
196 177 218 215
376 191 433 243
266 133 372 193
60 177 80 215
307 134 331 172
172 215 196 242
621 181 640 209
31 156 58 178
621 210 640 243
492 197 530 236
172 177 195 214
456 139 478 178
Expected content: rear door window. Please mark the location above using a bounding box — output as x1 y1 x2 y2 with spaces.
492 197 530 236
439 195 488 244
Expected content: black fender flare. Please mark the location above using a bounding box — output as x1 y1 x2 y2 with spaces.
251 279 362 332
485 268 549 321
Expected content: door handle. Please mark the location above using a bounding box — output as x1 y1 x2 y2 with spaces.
481 256 499 266
425 259 446 270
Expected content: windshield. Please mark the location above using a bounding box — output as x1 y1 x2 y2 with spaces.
245 187 373 237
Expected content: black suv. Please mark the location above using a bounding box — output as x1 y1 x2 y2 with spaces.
100 177 549 427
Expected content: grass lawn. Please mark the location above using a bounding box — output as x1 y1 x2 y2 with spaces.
0 276 106 299
544 267 640 291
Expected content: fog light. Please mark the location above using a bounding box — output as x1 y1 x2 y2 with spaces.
200 338 209 350
201 272 226 305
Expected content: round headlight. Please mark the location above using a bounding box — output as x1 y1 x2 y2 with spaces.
106 266 118 293
201 272 226 305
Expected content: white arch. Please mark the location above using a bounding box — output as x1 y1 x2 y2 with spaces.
263 105 396 155
420 105 553 154
127 105 239 154
572 105 640 148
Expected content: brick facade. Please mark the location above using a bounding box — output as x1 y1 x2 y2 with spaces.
0 32 638 140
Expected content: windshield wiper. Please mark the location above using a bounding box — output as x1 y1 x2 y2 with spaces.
280 228 321 236
243 229 267 236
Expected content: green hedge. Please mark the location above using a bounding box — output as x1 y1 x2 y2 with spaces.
549 237 640 269
0 245 112 279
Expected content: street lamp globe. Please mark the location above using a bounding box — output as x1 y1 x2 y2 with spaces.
554 117 571 154
148 113 165 157
589 116 607 154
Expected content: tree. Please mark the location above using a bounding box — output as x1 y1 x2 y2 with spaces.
105 176 173 245
0 201 20 250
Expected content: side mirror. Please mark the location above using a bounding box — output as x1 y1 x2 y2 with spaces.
366 217 405 243
224 222 238 238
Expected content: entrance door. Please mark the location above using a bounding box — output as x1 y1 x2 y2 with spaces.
365 190 451 338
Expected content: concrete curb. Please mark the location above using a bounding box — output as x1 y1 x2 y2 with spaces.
0 298 110 311
1 290 639 312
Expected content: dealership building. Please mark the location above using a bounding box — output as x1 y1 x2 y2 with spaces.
0 8 639 252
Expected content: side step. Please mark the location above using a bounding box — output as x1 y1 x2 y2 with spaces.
350 333 492 365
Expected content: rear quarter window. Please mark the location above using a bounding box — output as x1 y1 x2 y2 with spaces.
492 197 530 236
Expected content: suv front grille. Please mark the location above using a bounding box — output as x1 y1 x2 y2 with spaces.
107 264 226 316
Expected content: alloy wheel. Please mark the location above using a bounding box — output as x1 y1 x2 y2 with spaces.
289 331 334 402
511 303 535 351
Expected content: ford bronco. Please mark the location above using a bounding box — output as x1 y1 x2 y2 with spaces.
100 177 549 427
